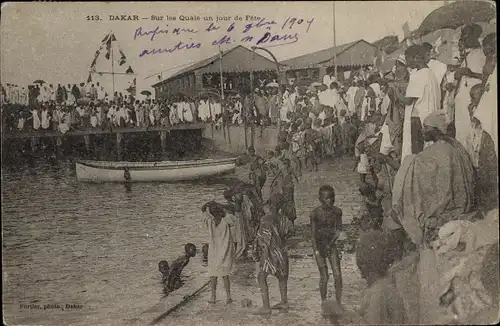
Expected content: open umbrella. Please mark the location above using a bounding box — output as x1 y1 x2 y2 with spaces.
140 90 152 96
33 80 45 85
416 1 495 37
310 81 323 87
266 82 279 88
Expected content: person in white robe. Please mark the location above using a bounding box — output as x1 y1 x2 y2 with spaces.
31 108 41 130
183 101 194 122
49 85 56 102
453 24 486 147
41 107 50 129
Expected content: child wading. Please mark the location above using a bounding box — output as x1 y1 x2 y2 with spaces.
202 201 235 304
158 243 197 295
252 195 293 315
310 185 344 307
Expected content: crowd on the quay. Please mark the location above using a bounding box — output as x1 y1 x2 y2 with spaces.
159 24 498 324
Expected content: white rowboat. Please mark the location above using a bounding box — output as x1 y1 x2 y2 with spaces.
76 158 237 183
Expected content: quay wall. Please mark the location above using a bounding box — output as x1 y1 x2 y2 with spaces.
202 125 279 155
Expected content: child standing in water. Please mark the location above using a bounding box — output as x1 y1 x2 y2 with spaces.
159 243 197 295
202 201 235 304
252 194 293 315
310 185 344 306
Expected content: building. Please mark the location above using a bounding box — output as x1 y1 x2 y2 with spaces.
152 45 280 99
279 39 378 83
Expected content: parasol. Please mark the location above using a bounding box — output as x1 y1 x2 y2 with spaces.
33 80 45 85
416 1 495 37
140 90 152 96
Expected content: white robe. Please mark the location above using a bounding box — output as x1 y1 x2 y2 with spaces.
32 109 41 130
183 102 194 122
473 67 497 157
41 110 50 129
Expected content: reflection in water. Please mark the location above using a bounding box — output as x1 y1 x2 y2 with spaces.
2 162 231 324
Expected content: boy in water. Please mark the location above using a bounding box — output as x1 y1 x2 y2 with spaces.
310 185 343 306
160 243 197 295
252 194 294 315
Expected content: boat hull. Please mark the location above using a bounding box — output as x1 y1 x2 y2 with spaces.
76 158 237 183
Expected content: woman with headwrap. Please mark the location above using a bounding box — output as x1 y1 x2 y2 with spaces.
388 111 478 324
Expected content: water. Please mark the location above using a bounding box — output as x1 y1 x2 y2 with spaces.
2 156 367 325
2 162 232 325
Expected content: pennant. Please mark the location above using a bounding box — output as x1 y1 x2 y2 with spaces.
87 74 92 83
118 49 127 66
105 38 112 60
101 33 110 44
125 66 134 74
90 50 100 68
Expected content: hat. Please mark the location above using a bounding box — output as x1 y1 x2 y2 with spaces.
396 54 406 65
423 111 448 134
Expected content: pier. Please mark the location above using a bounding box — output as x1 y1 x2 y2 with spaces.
1 123 206 163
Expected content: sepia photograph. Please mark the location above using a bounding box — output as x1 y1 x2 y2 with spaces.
1 1 498 325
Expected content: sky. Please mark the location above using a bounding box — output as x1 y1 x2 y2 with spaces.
1 1 447 96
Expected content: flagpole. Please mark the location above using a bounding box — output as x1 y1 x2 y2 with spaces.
333 1 337 78
219 45 226 142
111 46 115 95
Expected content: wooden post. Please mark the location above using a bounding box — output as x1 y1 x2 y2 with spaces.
116 132 123 160
84 135 91 157
160 130 167 155
55 136 63 160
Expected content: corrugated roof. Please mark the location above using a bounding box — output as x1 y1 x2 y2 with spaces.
280 39 376 69
152 45 277 87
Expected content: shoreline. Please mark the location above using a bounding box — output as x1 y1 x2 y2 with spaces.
139 157 365 325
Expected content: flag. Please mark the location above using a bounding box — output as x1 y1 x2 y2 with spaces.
402 22 410 39
87 74 92 83
90 50 100 69
104 33 116 60
125 66 134 74
118 49 127 66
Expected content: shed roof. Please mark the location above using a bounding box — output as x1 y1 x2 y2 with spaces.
152 45 278 87
280 39 377 69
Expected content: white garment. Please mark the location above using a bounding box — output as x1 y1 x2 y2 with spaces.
323 75 336 88
427 59 447 86
379 124 394 155
90 115 98 128
66 92 76 106
97 87 106 100
401 104 413 163
41 109 50 129
405 67 441 122
213 102 222 116
17 118 25 130
474 67 497 157
455 48 486 147
32 109 41 130
49 87 56 102
183 102 194 122
346 86 358 115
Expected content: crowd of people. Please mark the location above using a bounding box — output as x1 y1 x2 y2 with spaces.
158 24 498 324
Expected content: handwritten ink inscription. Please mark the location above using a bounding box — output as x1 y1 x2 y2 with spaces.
133 16 315 57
